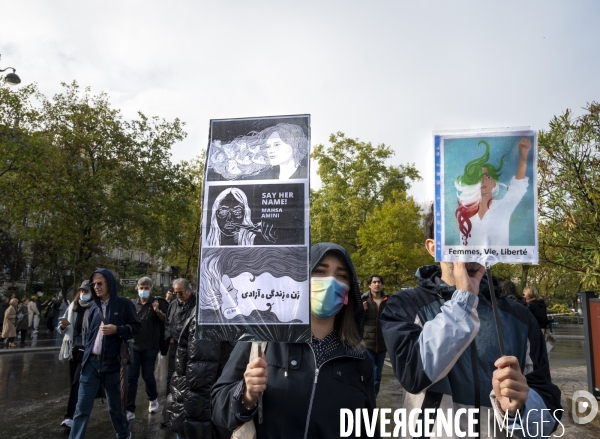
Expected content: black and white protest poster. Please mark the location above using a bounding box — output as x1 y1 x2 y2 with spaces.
197 115 311 342
434 129 538 265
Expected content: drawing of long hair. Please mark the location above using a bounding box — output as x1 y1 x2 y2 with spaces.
199 248 307 310
206 188 255 246
208 123 308 180
454 141 506 245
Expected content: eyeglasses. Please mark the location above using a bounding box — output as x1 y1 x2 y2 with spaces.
174 290 187 295
90 282 104 288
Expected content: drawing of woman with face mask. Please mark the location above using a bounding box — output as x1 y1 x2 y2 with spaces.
198 247 307 325
206 187 276 246
455 137 532 246
207 123 309 180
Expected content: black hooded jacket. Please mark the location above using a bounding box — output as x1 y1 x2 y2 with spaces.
211 243 377 439
81 268 141 373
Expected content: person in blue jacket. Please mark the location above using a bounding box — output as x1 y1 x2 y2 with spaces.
380 206 562 438
69 268 141 439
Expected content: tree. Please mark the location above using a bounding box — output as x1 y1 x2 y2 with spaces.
355 191 430 290
538 102 600 288
0 226 26 282
161 155 205 283
310 132 420 255
0 81 191 291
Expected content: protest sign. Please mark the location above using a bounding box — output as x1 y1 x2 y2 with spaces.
197 115 311 342
434 129 538 265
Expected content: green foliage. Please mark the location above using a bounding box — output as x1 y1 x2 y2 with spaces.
538 102 600 289
548 302 572 314
310 132 420 254
355 191 430 289
310 132 422 288
0 81 191 292
160 155 205 283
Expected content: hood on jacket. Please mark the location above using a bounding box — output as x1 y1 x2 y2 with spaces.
415 264 502 301
310 242 365 339
89 268 119 306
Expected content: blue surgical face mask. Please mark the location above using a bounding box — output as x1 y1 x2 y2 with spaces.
80 294 91 302
138 289 150 299
310 276 349 319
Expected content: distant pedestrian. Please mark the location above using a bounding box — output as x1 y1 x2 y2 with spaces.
501 280 526 305
45 295 60 334
126 276 168 421
2 298 19 348
28 296 41 333
165 290 173 303
57 281 96 429
69 269 140 439
0 296 9 345
16 298 30 345
361 274 389 396
524 286 549 334
59 297 69 320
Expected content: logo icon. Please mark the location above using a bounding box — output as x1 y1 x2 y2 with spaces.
572 390 598 424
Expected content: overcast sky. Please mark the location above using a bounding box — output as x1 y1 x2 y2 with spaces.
2 0 599 201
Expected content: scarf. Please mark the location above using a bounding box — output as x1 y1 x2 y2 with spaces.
58 299 95 361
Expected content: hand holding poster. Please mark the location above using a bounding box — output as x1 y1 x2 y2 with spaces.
434 129 538 265
198 115 311 342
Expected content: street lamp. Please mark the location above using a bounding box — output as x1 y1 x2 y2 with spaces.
117 258 130 296
0 54 21 85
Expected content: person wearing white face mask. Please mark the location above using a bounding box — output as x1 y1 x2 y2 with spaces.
57 281 97 429
212 243 378 439
126 277 168 421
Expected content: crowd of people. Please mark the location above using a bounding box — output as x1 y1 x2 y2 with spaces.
1 223 560 439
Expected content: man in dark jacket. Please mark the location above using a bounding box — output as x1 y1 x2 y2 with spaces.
162 278 196 428
165 313 235 439
380 207 562 438
361 273 389 396
126 276 168 421
69 269 141 439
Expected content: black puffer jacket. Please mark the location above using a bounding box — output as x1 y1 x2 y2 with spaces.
361 291 389 353
166 312 235 439
211 243 377 439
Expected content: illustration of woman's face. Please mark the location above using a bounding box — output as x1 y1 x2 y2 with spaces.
480 167 497 197
266 132 294 166
216 193 245 236
219 274 239 315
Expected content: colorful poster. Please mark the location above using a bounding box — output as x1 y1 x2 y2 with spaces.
434 130 538 264
197 115 311 342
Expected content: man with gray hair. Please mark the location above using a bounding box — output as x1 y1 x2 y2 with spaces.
163 278 196 404
126 276 168 421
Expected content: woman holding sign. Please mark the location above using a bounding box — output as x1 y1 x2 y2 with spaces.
211 243 377 439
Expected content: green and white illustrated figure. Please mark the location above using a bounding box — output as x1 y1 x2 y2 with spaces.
455 137 532 246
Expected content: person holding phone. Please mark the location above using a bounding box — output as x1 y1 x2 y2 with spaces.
57 281 96 429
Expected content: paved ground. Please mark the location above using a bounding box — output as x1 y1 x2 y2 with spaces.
0 333 596 438
375 341 598 438
0 330 174 439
